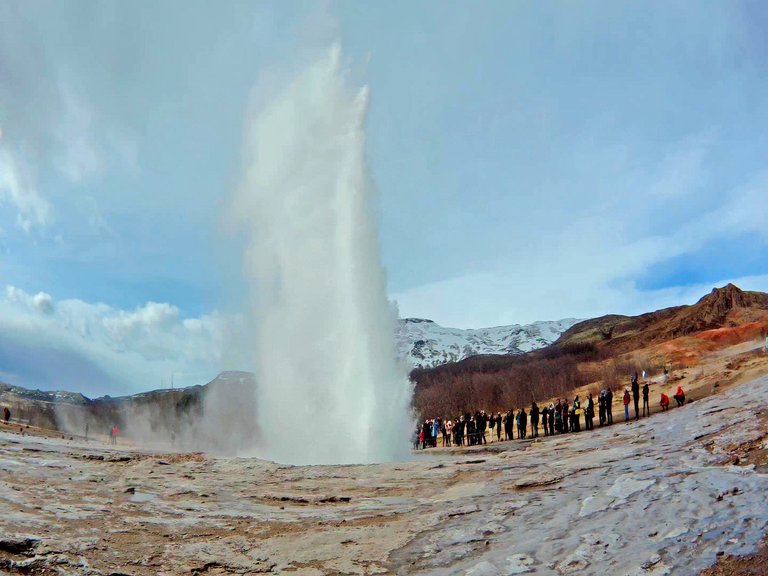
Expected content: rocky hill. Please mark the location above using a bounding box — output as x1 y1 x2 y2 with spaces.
555 284 768 353
396 317 579 368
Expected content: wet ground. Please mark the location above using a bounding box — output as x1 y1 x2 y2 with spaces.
1 375 768 575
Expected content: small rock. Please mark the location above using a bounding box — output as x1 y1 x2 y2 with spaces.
716 551 725 557
0 537 39 555
731 455 740 465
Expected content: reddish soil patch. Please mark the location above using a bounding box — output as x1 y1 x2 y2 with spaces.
700 537 768 576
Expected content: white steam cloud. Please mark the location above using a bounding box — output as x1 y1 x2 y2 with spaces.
230 44 412 464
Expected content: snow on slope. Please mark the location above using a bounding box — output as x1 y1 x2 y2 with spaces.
396 317 580 368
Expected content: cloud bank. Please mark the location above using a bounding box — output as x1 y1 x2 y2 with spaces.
0 285 231 397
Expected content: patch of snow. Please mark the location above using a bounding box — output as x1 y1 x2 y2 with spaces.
396 317 579 368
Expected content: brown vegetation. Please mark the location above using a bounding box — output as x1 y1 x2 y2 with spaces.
411 342 644 417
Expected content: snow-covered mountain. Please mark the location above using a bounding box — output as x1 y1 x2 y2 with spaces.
396 317 580 368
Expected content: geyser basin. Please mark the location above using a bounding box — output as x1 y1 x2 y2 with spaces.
233 45 412 465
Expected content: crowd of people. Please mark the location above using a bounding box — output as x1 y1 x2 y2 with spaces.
414 372 687 449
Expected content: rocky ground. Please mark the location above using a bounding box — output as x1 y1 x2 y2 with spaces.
2 369 768 575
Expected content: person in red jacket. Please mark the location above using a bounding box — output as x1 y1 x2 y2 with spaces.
673 386 686 407
660 393 670 411
623 389 631 421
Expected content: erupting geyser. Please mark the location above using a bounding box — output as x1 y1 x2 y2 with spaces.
234 45 412 465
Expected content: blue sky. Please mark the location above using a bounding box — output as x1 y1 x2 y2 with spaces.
1 1 767 394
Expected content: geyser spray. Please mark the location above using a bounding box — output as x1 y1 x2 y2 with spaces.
233 45 412 464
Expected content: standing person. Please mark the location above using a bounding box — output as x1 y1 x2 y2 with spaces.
631 373 640 420
562 401 570 433
432 419 440 448
455 416 464 446
111 424 119 445
85 422 89 442
443 420 451 447
464 412 471 444
673 386 686 407
504 410 513 440
572 396 582 432
623 389 631 421
660 393 670 412
495 413 502 441
642 381 650 417
541 405 549 437
598 390 606 426
606 387 614 425
422 420 430 449
585 393 595 431
548 404 555 436
2 406 10 423
520 407 528 439
530 402 539 438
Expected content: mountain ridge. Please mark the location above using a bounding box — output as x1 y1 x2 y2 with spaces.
396 317 579 368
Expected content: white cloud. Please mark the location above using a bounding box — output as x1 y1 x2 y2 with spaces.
53 84 104 183
0 146 52 232
393 165 768 327
394 272 768 329
0 285 237 395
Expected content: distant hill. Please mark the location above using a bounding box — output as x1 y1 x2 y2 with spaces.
555 284 768 353
0 371 254 435
396 317 579 368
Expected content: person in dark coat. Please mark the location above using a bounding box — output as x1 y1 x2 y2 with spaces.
541 405 549 436
520 408 528 439
631 373 640 420
598 390 606 426
642 381 650 417
530 402 540 438
453 417 461 446
548 404 555 436
562 401 569 433
422 420 431 449
572 396 581 432
606 387 614 424
467 417 476 446
504 410 513 440
585 393 595 430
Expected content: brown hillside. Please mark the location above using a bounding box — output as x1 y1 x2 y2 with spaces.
556 284 768 354
411 284 768 418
